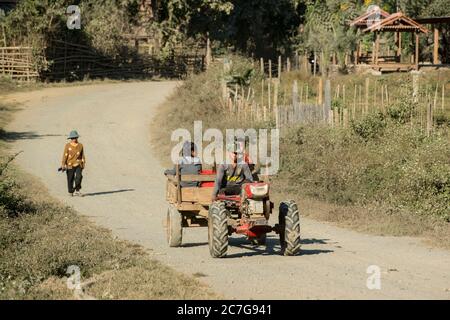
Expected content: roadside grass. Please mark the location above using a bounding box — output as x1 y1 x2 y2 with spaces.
0 97 218 299
151 57 450 249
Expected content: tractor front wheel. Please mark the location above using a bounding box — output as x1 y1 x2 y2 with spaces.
279 200 301 256
208 202 229 258
166 205 183 247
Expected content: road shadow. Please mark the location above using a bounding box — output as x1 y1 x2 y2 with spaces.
226 237 334 258
178 235 334 258
182 242 209 248
83 189 135 197
0 130 64 142
301 238 330 245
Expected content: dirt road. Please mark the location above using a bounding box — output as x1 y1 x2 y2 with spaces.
4 81 450 299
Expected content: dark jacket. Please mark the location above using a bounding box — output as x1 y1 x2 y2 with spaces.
164 156 202 187
213 163 253 196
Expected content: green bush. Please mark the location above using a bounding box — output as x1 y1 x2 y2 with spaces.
387 96 418 124
351 112 386 140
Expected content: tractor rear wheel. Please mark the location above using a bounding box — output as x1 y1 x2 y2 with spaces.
166 205 183 247
279 200 301 256
208 202 229 258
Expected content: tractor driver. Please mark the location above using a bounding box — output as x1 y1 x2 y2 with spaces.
211 142 254 201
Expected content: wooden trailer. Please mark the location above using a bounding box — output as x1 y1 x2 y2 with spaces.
165 168 216 247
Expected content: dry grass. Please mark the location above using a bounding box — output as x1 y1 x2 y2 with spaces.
0 94 219 300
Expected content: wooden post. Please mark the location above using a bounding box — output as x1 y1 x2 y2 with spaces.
274 80 279 128
413 73 419 103
303 54 309 75
268 76 271 112
261 79 264 111
325 79 331 123
426 102 433 137
342 84 346 106
353 83 357 120
375 31 380 65
343 108 349 128
365 78 370 114
433 28 439 65
396 31 402 62
269 59 272 80
205 34 212 69
355 41 361 65
305 84 309 104
292 80 298 122
278 55 282 79
329 109 334 126
260 57 264 75
358 84 362 115
373 80 377 110
415 32 419 70
372 38 376 65
433 84 438 110
318 77 323 106
286 57 291 72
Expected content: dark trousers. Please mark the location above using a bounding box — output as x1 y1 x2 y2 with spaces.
66 166 83 193
219 183 242 196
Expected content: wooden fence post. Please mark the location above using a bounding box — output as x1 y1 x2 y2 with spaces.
268 76 271 112
365 77 370 114
343 108 349 128
325 79 331 124
293 80 299 122
442 84 445 111
269 59 272 80
427 102 433 137
412 73 419 103
318 77 323 106
274 80 279 128
278 55 282 79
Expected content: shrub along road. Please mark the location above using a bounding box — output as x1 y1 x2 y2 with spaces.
4 81 450 299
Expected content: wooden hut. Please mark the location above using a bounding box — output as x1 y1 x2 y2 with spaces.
350 11 429 72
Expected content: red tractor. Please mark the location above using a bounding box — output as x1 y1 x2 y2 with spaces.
208 181 301 258
165 171 301 258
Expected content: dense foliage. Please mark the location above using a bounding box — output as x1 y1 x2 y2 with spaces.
1 0 448 59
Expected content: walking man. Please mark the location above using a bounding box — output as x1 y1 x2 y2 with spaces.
61 130 86 197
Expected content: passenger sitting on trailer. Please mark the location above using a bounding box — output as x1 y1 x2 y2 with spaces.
212 142 253 201
164 141 202 187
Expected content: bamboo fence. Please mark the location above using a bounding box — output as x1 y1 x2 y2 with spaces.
0 47 38 81
224 57 448 136
0 40 206 82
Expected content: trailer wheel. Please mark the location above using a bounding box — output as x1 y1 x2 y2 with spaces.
208 202 229 258
166 205 182 247
279 200 301 256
